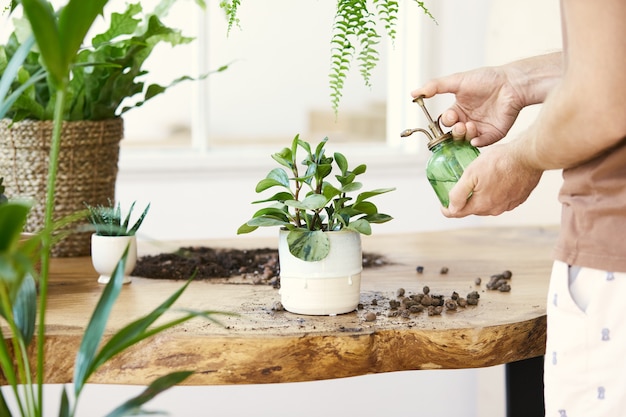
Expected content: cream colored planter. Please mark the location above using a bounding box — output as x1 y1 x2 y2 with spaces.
278 229 362 315
90 234 136 284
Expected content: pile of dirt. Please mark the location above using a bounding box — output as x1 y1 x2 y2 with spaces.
132 246 389 285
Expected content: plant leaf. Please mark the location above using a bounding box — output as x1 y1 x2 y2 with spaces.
0 203 29 252
334 152 348 175
246 216 290 228
58 386 70 417
0 390 12 417
88 279 193 373
341 182 362 193
249 207 289 221
0 34 35 107
355 187 396 204
73 245 128 396
251 191 294 204
352 201 377 215
57 0 109 78
346 218 372 235
285 194 328 211
255 168 289 192
12 272 37 344
236 223 258 234
364 213 393 224
19 0 63 85
104 371 194 417
286 230 330 262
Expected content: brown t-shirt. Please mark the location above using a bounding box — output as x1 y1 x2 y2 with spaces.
554 137 626 272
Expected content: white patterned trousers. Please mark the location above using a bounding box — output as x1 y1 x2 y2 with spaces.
544 261 626 417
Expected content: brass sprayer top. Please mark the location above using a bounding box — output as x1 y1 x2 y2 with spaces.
400 95 452 150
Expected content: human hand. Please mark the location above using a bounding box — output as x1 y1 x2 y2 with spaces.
411 66 526 147
441 143 543 217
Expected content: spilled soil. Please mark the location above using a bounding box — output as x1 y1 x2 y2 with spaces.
132 246 389 286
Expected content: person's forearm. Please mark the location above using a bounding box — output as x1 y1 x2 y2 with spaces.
503 52 563 107
511 0 626 171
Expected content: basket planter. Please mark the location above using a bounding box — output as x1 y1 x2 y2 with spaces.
278 229 363 315
0 118 123 257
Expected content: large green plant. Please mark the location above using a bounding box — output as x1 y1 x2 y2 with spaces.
237 135 395 261
0 0 225 121
220 0 434 113
0 1 227 416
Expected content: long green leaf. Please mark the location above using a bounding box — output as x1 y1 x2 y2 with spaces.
57 0 109 77
88 279 193 375
0 68 46 119
0 327 18 389
12 272 37 345
0 390 12 417
57 386 70 417
0 203 30 252
73 246 129 396
19 0 63 85
0 34 35 104
104 371 194 417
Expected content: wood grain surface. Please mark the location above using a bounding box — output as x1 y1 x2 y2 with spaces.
24 226 557 385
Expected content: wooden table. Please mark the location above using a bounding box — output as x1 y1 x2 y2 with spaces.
39 226 556 390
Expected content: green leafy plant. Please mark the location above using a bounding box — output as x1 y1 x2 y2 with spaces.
85 200 150 237
0 202 227 417
0 1 228 416
237 135 395 262
0 0 224 122
219 0 434 114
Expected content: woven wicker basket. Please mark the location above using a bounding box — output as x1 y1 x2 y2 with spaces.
0 118 123 257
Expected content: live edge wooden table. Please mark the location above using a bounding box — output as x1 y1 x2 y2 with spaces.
44 226 557 415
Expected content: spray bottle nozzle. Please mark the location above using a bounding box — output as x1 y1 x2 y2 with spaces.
400 96 451 149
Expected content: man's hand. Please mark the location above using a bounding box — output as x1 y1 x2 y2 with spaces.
442 143 543 217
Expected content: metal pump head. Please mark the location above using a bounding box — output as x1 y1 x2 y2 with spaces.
400 95 452 149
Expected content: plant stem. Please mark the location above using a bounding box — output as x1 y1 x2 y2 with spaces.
36 87 67 417
292 156 302 228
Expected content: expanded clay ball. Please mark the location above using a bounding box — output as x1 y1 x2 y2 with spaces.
364 311 377 322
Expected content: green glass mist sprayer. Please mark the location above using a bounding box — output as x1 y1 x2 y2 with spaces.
401 96 480 208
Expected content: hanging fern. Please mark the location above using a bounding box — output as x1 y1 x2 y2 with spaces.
330 0 434 114
220 0 241 36
219 0 434 114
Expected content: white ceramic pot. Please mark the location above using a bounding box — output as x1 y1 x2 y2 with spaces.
90 234 137 285
278 229 362 315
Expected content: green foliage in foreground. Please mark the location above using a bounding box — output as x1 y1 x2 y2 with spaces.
0 203 230 417
0 1 229 416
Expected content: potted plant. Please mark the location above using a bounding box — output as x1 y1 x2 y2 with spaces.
86 200 150 284
0 0 219 257
0 1 226 415
238 135 395 315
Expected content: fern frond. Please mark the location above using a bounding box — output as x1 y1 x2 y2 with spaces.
219 0 241 36
373 0 399 40
330 0 383 114
413 0 437 24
